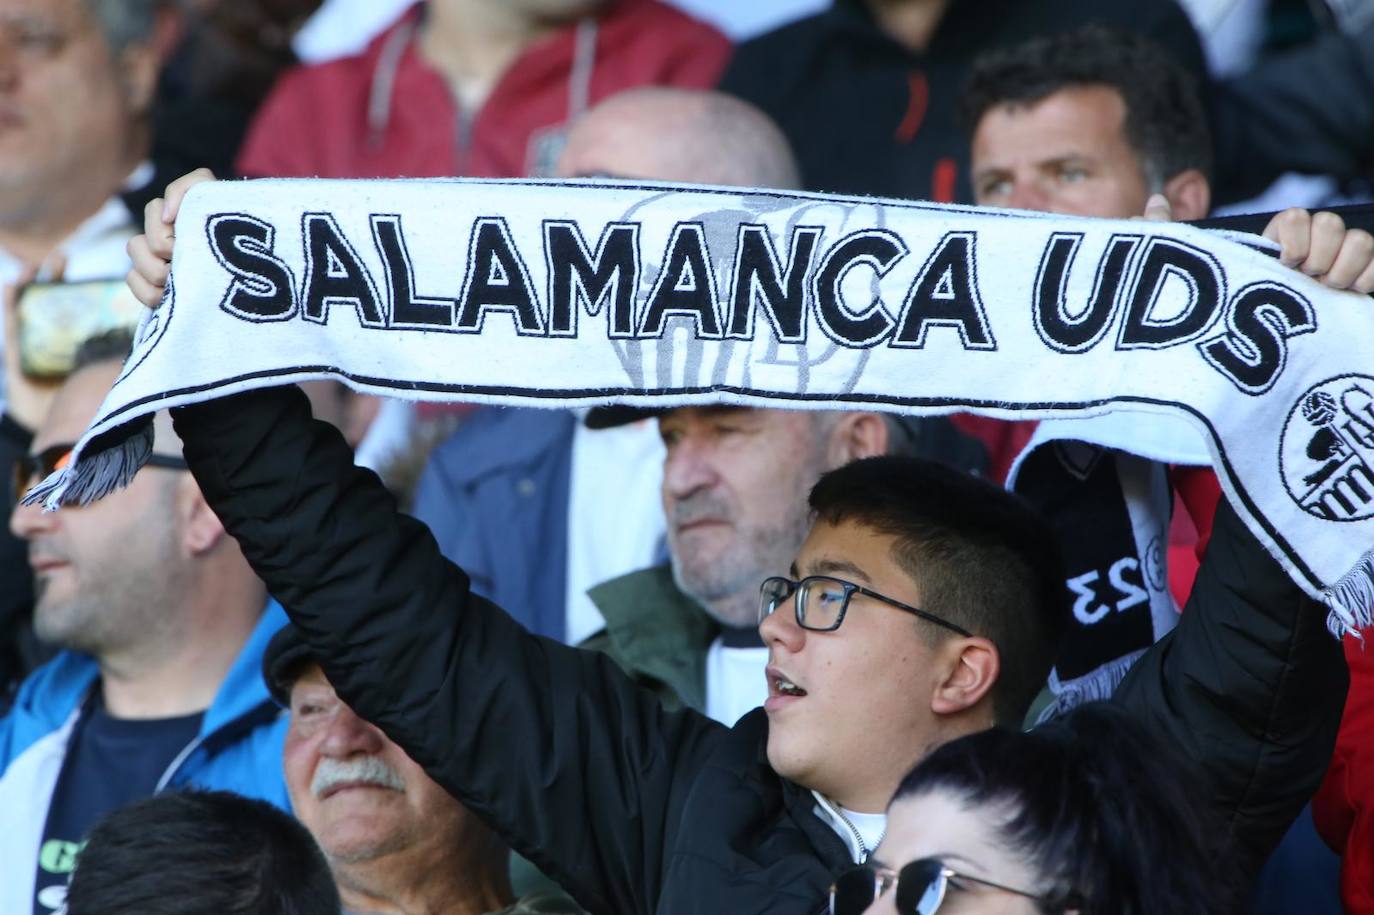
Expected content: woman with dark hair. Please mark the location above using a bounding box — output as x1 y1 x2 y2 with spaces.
829 703 1234 915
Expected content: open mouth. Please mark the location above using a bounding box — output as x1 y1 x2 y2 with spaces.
767 667 808 699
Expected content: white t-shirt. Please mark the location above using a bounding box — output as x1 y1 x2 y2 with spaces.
812 792 889 864
564 417 666 646
704 637 769 726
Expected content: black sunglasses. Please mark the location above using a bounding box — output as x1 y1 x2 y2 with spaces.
12 443 188 507
830 858 1065 915
758 575 971 637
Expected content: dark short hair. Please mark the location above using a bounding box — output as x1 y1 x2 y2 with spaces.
891 703 1235 913
808 456 1067 725
73 327 136 372
961 25 1212 186
67 790 341 915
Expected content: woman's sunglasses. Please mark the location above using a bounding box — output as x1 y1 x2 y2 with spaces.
829 858 1066 915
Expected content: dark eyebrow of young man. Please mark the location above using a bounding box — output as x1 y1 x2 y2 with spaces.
792 557 873 583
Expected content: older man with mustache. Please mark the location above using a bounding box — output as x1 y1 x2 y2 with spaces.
266 624 578 915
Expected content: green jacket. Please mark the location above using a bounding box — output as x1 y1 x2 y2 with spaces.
580 566 718 714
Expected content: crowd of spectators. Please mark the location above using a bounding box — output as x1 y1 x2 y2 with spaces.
1 0 1373 913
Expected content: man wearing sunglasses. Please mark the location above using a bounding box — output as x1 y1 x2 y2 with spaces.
0 331 290 915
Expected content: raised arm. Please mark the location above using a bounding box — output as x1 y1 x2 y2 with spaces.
1114 497 1348 878
172 383 724 913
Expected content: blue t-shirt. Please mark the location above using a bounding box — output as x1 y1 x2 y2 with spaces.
33 694 203 915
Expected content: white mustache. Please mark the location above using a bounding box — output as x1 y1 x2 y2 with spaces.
311 755 405 798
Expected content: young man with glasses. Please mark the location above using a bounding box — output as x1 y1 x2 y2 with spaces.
0 331 290 915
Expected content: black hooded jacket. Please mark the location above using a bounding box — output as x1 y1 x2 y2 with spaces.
172 385 1345 914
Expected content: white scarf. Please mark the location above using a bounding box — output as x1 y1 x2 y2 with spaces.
25 178 1374 636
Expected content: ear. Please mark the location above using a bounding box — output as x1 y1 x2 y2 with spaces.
930 637 1000 718
1162 169 1211 222
825 412 890 467
117 7 180 117
176 476 228 556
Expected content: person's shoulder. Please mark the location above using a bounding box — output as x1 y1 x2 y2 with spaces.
729 7 832 58
254 6 420 109
5 652 96 723
604 0 729 45
595 0 731 84
718 7 833 102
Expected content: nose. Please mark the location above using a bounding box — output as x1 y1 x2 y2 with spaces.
10 497 57 541
1006 179 1048 212
662 435 719 503
318 703 388 758
759 589 805 653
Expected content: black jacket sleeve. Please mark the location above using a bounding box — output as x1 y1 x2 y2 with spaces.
1114 497 1348 879
172 386 726 915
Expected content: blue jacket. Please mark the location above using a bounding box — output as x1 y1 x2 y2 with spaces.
413 407 574 642
0 601 290 913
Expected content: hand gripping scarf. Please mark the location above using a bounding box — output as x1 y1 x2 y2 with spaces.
23 178 1374 637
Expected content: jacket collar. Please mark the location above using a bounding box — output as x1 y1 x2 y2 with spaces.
589 565 718 654
588 565 718 709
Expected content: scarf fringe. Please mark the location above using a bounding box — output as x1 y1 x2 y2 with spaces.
1034 648 1148 725
1324 549 1374 640
21 418 155 510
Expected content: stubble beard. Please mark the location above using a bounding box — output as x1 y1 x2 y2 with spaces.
670 501 814 630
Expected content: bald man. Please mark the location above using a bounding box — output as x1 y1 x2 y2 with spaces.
556 87 800 188
410 88 806 650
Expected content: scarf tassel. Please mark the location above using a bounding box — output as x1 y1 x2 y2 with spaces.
1324 550 1374 640
22 417 155 510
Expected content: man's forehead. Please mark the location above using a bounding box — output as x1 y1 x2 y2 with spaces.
975 86 1129 157
793 518 894 583
32 364 119 451
659 405 779 426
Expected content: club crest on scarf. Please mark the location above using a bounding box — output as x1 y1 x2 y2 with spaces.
1282 375 1374 522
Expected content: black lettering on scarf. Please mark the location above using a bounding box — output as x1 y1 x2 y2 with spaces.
640 222 722 339
456 217 545 335
371 214 457 328
726 224 822 343
811 229 904 347
543 220 640 338
207 214 297 321
891 231 995 350
1034 233 1141 353
1199 281 1317 394
1117 237 1223 349
301 213 386 327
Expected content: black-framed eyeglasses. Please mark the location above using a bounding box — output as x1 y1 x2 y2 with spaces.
11 443 188 507
759 575 971 637
829 858 1069 915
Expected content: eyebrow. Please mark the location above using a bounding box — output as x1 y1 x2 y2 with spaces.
929 852 981 872
801 557 872 583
